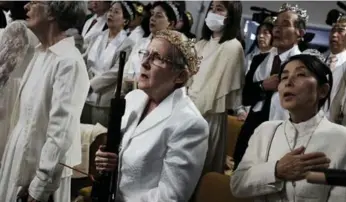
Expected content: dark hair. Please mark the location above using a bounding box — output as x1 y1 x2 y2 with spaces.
201 1 243 45
131 1 144 16
246 22 273 55
179 12 196 39
152 2 178 26
279 54 333 109
141 4 152 38
115 1 135 30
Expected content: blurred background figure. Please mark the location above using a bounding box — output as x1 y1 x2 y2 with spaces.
127 1 147 45
123 1 179 89
0 0 38 163
81 1 110 49
189 0 245 173
81 1 134 127
245 16 274 73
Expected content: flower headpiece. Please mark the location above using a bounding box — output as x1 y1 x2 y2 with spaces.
279 3 309 24
263 16 277 25
115 1 134 21
167 2 180 21
301 49 326 63
132 2 144 15
154 30 201 76
186 11 193 27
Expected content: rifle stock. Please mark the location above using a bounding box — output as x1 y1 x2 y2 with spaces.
91 51 127 202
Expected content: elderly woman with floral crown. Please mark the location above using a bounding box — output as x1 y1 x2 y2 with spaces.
94 29 208 202
0 1 89 202
231 49 346 201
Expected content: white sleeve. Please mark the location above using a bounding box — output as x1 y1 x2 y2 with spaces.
28 59 89 201
231 124 284 198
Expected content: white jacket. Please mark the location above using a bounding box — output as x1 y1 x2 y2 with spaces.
117 87 209 201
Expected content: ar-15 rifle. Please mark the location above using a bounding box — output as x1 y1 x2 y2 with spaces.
91 51 127 202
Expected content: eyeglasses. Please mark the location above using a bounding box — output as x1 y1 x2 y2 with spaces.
138 49 174 67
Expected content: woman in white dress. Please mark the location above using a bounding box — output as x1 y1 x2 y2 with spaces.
123 1 180 87
0 2 89 202
82 1 135 126
94 30 208 202
0 2 39 161
231 51 346 201
0 21 38 163
188 0 246 173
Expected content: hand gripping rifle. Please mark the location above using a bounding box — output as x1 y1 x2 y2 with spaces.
91 51 127 202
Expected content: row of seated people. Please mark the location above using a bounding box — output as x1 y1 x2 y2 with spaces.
1 0 346 201
76 1 346 202
0 1 245 201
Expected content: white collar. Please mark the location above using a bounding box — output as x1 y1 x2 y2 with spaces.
329 50 346 65
92 13 107 21
272 45 300 62
35 37 75 55
286 110 324 136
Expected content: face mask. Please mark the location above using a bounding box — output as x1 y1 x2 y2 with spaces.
205 12 225 32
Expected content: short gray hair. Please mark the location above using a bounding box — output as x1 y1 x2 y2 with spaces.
47 1 87 31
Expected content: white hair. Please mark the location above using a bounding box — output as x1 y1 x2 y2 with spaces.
47 1 87 31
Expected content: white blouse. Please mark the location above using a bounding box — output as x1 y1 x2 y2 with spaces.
231 111 346 202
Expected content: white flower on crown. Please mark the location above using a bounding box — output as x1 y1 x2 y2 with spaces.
168 2 180 21
279 3 309 24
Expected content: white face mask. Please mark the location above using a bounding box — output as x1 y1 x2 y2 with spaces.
205 12 225 32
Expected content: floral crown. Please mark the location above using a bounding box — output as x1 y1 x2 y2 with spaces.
132 2 144 15
186 11 193 26
154 30 201 76
263 16 276 25
301 49 326 63
167 2 180 21
114 1 134 21
279 3 309 24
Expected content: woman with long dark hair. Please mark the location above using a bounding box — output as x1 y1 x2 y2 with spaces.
188 0 246 173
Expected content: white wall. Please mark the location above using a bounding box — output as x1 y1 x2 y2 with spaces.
185 1 338 38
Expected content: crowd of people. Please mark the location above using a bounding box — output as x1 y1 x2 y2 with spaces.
0 1 345 202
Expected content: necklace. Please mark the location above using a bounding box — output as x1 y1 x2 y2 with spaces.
283 116 323 202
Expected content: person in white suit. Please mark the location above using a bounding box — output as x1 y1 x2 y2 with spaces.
81 1 110 49
82 1 135 127
0 2 89 202
231 51 346 201
95 29 209 202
